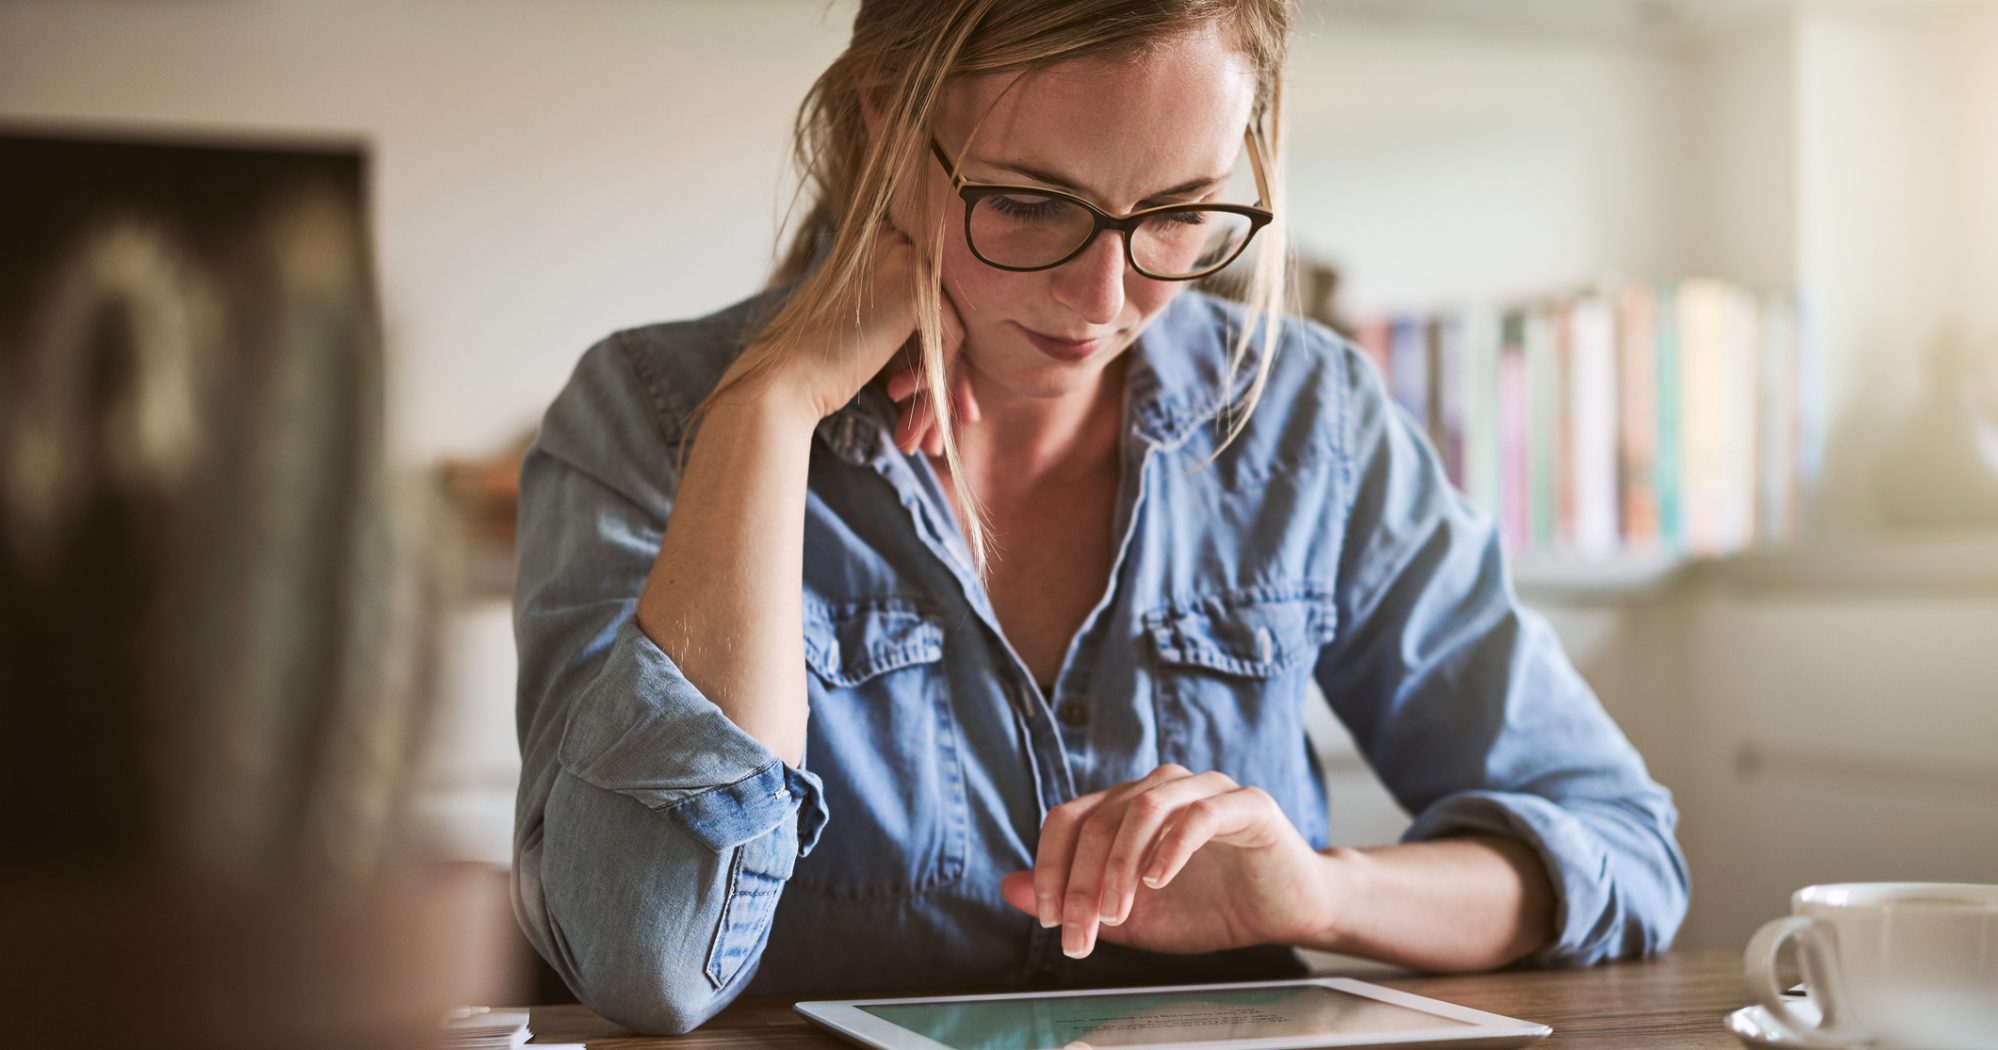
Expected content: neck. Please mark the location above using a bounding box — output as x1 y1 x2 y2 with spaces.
945 355 1129 490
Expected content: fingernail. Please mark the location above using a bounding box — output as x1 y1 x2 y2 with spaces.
1143 865 1165 887
1099 890 1120 925
1037 893 1058 929
1063 923 1085 958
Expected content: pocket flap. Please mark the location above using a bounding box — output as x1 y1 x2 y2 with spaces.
1144 588 1337 678
803 598 944 687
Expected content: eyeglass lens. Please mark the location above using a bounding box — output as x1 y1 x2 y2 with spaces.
967 193 1255 278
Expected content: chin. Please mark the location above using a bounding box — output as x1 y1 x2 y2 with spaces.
965 331 1127 398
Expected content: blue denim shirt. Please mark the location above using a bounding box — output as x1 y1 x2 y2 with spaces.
511 285 1688 1035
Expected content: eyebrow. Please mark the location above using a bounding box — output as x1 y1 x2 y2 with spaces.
981 159 1230 207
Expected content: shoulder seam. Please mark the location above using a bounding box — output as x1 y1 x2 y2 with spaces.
609 328 693 449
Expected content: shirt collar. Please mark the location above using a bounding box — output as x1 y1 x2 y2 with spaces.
1123 290 1265 452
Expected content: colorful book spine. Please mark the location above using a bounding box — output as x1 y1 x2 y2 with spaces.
1678 280 1729 557
1462 306 1503 516
1569 293 1620 559
1355 278 1812 565
1355 318 1392 386
1617 283 1660 551
1525 306 1561 555
1723 286 1760 553
1653 282 1684 555
1436 315 1468 484
1389 315 1430 430
1554 301 1577 553
1499 313 1530 555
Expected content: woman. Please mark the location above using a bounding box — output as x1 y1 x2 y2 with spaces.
511 0 1689 1035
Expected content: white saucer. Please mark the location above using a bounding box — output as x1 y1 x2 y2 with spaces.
1725 1003 1878 1049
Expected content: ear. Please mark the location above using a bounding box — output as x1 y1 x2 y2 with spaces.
856 75 888 139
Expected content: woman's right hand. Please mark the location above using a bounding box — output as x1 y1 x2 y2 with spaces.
726 226 979 449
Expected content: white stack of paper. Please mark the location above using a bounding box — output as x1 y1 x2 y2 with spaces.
441 1008 531 1049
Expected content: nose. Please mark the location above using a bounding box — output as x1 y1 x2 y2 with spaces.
1048 228 1129 327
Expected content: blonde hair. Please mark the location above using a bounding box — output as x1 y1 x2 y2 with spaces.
714 0 1295 575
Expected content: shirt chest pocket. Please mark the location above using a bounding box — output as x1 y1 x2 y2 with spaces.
788 598 968 900
1143 588 1337 841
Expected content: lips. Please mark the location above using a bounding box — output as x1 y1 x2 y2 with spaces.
1016 322 1114 363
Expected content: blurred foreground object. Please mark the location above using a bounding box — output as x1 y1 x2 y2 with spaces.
0 129 506 1049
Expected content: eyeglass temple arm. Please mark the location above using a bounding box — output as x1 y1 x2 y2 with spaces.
928 137 963 185
1245 125 1272 211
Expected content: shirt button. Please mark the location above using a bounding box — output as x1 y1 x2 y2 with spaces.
1057 700 1089 727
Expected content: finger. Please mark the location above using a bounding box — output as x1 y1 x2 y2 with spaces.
938 292 975 423
924 418 945 458
1063 803 1128 958
1058 765 1190 956
940 288 967 352
1033 790 1111 934
1141 787 1272 891
999 870 1039 917
886 367 920 403
894 397 933 455
952 366 981 425
1100 769 1234 926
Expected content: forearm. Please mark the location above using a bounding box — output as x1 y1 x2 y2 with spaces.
636 377 819 767
1302 834 1555 972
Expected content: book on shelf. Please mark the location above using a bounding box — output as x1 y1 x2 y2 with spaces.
1351 277 1819 568
1569 293 1619 560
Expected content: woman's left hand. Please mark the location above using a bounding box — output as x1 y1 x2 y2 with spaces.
883 350 980 457
998 763 1339 959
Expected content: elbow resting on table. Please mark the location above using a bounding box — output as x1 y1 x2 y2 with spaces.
542 860 757 1037
574 964 747 1038
536 773 773 1036
1561 794 1693 967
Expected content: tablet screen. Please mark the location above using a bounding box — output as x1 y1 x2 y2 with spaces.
859 984 1475 1050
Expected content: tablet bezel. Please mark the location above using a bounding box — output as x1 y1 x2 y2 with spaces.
794 976 1552 1050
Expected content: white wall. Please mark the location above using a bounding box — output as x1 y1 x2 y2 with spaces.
1284 16 1694 313
1670 546 1998 950
0 0 848 465
1795 7 1960 530
1786 4 1998 535
1959 7 1998 348
1682 21 1796 292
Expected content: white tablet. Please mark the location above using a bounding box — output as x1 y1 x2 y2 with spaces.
795 977 1552 1050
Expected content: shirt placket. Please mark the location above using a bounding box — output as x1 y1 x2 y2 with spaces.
830 407 1072 751
819 388 1169 986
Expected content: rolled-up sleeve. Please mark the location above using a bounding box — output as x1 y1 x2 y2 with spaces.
1311 340 1689 967
512 331 826 1035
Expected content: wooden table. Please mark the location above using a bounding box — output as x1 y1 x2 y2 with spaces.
522 949 1756 1048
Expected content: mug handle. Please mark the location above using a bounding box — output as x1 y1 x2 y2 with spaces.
1745 915 1859 1044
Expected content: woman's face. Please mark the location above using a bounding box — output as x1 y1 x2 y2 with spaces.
910 26 1259 402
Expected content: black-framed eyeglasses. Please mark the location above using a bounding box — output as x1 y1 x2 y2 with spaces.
928 128 1275 282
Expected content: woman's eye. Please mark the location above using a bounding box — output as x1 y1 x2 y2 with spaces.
1158 210 1209 227
987 194 1065 222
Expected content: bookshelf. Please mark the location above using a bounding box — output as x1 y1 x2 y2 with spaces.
1349 278 1816 578
1511 551 1681 599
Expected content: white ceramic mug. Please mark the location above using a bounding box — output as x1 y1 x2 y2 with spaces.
1745 882 1998 1049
